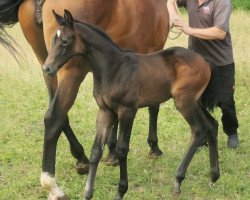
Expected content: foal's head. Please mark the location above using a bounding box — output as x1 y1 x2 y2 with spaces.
43 10 84 76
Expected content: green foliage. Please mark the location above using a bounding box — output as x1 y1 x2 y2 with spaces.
232 0 250 10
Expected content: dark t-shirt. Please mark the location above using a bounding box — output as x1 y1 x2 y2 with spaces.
177 0 234 66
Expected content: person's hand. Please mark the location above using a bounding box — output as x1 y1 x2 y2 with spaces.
173 19 193 35
169 15 181 28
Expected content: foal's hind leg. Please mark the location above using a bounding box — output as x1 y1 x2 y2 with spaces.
105 121 119 166
201 107 220 185
173 101 208 195
114 108 136 200
148 104 163 157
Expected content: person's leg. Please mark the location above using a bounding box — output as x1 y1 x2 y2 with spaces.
217 63 239 148
219 96 239 148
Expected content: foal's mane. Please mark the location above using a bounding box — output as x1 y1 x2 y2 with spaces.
74 19 132 52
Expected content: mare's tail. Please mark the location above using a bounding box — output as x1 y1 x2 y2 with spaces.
201 66 220 111
0 0 23 56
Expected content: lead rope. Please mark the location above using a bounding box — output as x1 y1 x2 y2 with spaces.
166 0 182 40
36 0 45 24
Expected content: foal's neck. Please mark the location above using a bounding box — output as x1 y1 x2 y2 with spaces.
76 22 126 76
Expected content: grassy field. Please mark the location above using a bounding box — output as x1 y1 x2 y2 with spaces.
233 0 250 10
0 10 250 200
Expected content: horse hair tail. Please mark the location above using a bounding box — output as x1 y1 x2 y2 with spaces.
201 66 220 111
0 0 23 59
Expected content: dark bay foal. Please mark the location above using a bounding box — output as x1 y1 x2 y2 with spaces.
43 10 220 199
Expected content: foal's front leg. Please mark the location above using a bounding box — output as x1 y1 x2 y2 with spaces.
84 108 115 200
114 107 136 200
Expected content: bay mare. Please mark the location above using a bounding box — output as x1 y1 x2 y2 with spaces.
43 10 220 199
0 1 169 199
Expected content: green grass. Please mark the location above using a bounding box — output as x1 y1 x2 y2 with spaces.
233 0 250 10
0 10 250 200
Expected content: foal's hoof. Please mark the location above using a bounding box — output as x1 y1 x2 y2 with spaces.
172 189 181 198
114 193 123 200
76 161 89 175
104 152 119 166
172 181 181 198
208 181 216 188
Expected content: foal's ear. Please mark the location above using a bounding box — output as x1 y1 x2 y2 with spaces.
53 10 66 26
64 9 74 28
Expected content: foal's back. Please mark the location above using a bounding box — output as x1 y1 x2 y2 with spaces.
131 47 211 107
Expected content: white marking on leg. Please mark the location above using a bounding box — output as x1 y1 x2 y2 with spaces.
40 172 65 199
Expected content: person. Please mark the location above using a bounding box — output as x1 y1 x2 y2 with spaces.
167 0 239 148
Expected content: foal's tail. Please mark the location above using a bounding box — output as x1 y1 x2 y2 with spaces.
201 66 220 111
0 0 23 56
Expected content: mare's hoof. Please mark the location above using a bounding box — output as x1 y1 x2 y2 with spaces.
149 148 164 158
76 161 89 175
104 152 119 166
227 133 239 148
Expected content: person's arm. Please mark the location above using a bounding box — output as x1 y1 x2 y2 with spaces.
167 0 181 24
173 20 226 40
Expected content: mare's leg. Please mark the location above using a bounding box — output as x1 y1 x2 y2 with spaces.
173 101 207 195
42 75 89 175
63 116 89 174
84 108 115 200
115 107 136 200
148 104 163 157
19 1 88 174
43 75 89 175
40 68 86 200
44 76 89 175
105 121 119 165
201 107 220 185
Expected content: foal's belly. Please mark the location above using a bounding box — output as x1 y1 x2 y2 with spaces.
137 81 172 108
137 92 172 108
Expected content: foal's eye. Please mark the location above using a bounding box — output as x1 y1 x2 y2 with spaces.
61 38 70 47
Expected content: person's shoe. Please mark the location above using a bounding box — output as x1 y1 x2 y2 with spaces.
227 133 239 148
